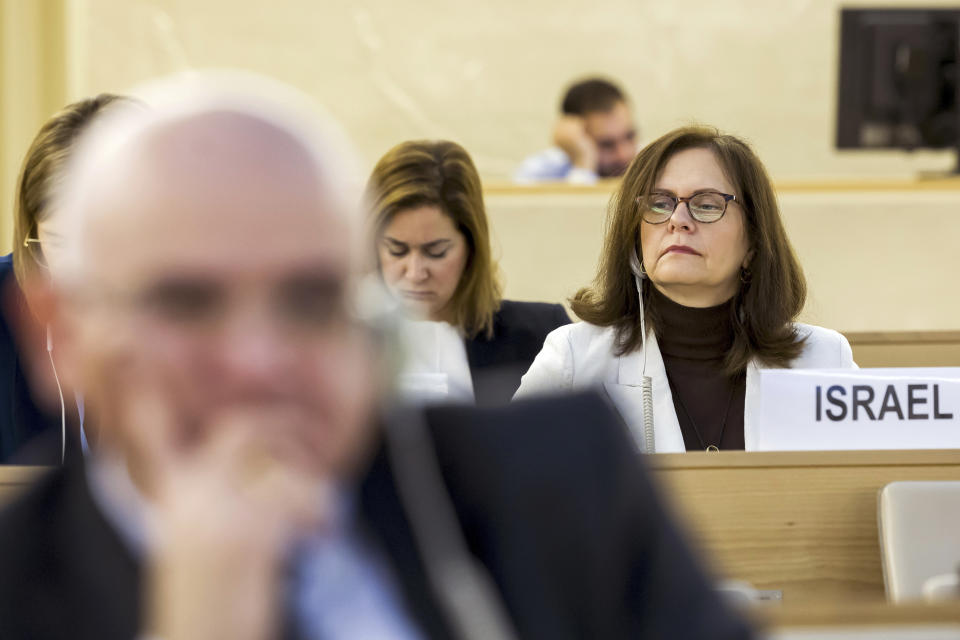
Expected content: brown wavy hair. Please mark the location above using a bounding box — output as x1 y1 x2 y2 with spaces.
571 125 806 375
365 140 502 338
13 93 125 289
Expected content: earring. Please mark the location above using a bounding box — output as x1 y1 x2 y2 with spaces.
639 262 648 278
739 266 752 284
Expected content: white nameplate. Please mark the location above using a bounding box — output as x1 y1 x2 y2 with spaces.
756 368 960 450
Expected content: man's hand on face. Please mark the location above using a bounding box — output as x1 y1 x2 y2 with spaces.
121 380 329 640
552 115 598 172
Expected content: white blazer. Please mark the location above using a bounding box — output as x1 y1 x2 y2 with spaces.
514 321 857 452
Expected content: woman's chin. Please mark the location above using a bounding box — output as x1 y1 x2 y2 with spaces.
650 269 706 288
398 300 436 321
651 277 740 307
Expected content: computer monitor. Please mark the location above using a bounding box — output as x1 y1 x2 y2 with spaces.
836 8 960 168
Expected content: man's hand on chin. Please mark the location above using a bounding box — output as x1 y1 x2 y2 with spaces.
123 387 330 640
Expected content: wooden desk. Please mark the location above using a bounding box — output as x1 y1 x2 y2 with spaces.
2 457 959 629
0 466 46 506
846 331 960 368
649 450 960 604
759 601 960 639
760 600 960 628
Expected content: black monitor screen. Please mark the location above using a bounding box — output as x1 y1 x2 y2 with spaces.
836 8 960 150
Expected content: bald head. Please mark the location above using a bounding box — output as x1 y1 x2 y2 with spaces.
44 73 380 482
52 74 361 289
75 110 348 295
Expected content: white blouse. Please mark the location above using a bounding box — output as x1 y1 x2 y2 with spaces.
396 320 475 404
515 321 857 451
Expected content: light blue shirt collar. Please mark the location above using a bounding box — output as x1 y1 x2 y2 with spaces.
84 452 425 640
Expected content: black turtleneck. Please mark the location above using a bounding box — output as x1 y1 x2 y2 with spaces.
653 286 746 451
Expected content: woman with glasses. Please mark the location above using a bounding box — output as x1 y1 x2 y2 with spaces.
516 126 856 452
367 140 570 406
1 94 124 462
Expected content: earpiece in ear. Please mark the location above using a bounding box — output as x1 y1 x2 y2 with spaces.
46 325 53 353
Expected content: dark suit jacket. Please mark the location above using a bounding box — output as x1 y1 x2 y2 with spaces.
465 300 570 406
0 254 65 463
0 392 752 640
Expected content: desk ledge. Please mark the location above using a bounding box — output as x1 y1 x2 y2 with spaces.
649 449 960 470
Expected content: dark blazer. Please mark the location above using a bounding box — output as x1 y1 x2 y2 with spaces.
0 392 752 640
0 254 64 463
465 300 570 406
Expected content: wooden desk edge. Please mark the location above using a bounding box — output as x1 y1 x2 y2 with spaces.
649 449 960 470
754 601 960 627
0 465 50 484
845 330 960 345
483 179 960 196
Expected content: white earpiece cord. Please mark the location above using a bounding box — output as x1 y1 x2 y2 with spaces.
629 251 656 453
47 326 66 464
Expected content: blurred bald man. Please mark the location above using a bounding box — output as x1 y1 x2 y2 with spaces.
0 74 753 640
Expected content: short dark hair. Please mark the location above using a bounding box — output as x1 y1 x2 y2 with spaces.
560 78 627 116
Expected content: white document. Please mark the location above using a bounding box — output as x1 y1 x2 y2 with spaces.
756 368 960 451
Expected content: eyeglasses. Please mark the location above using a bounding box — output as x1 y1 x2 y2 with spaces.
22 237 48 270
72 277 362 346
636 191 738 224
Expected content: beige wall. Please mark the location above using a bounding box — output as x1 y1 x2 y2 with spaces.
1 0 67 254
5 1 960 235
57 0 960 182
3 0 959 339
